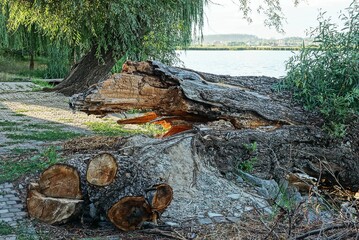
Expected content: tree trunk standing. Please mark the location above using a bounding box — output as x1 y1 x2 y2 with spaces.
70 61 359 191
50 45 116 96
29 52 34 70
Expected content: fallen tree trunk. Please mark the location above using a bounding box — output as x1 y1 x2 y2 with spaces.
70 61 358 191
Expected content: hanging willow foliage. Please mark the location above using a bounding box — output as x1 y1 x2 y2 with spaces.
0 0 301 64
0 0 207 63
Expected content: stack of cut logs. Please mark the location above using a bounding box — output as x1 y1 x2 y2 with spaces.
27 153 173 231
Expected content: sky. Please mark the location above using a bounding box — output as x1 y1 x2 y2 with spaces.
203 0 354 39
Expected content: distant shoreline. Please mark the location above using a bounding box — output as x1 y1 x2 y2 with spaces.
180 46 301 51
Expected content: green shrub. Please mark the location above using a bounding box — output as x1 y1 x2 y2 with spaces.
282 1 359 137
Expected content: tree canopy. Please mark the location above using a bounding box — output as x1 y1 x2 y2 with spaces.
1 0 208 63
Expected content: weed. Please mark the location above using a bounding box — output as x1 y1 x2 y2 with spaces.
243 142 257 153
238 157 257 172
5 129 83 142
0 221 14 235
236 142 258 172
0 146 62 183
274 184 298 212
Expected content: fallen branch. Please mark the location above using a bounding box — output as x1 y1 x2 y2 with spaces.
295 222 355 240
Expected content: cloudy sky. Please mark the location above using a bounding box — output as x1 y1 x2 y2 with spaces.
203 0 354 38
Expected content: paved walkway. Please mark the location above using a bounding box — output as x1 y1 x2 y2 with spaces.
0 82 120 153
0 183 27 240
0 183 25 226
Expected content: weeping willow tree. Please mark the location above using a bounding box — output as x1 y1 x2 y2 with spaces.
1 0 299 95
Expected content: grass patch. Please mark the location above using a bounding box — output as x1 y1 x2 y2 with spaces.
0 220 44 240
5 129 83 141
0 72 30 82
86 121 165 137
0 120 17 127
25 123 60 129
0 147 62 183
11 147 38 155
0 55 47 80
31 79 55 91
15 109 29 113
0 221 14 235
0 126 22 131
11 113 26 117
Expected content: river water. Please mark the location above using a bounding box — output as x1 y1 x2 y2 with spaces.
177 50 297 78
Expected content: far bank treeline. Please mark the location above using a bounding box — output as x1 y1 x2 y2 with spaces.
181 45 303 51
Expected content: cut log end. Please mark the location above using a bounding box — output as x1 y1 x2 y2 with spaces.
86 153 118 186
108 196 153 231
146 184 173 212
39 164 82 199
27 188 83 225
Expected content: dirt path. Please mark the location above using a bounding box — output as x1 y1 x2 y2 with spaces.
0 82 119 153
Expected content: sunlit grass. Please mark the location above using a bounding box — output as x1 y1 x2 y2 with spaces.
85 121 165 137
31 79 55 91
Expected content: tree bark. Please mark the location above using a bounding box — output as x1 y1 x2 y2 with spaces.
29 52 34 70
50 45 116 96
70 61 359 191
